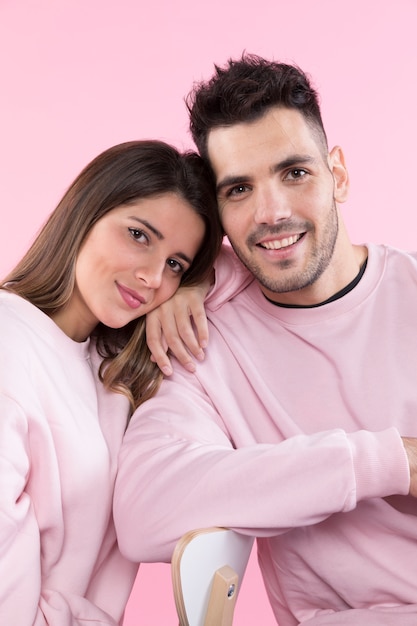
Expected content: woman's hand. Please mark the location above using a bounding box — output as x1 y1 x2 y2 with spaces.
146 280 211 375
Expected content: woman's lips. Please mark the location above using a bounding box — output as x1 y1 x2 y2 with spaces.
116 283 146 309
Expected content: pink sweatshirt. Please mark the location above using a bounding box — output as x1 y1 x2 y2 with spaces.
0 291 137 625
115 243 417 625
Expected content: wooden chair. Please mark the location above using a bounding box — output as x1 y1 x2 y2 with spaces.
171 527 254 626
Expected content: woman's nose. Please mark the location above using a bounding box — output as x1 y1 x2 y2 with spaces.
135 260 164 289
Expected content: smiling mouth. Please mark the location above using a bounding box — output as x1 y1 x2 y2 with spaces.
117 283 146 309
258 233 303 250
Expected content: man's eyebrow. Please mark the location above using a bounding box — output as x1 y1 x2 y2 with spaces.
271 154 316 173
216 175 250 195
130 217 193 265
216 155 317 194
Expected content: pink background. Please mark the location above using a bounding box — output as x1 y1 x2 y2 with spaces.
1 1 416 623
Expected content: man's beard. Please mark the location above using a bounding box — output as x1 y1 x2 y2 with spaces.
228 203 339 295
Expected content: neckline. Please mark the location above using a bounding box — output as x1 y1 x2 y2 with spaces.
0 290 91 359
246 244 385 325
265 257 368 309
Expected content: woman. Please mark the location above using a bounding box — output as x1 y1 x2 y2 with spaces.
0 140 222 625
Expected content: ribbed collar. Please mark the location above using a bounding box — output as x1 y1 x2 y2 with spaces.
246 243 385 325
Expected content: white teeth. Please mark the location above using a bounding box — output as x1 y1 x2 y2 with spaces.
261 234 301 250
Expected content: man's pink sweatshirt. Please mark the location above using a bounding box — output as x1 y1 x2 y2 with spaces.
115 243 417 625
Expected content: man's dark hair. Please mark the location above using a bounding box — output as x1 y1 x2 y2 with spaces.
186 53 328 160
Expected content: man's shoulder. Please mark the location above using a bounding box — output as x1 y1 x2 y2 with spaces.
367 244 417 295
206 243 254 311
376 243 417 266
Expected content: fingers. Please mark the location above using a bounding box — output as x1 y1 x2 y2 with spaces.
146 312 173 376
146 285 210 375
175 294 209 358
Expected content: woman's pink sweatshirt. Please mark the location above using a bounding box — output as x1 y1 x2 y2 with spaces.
115 243 417 625
0 291 137 625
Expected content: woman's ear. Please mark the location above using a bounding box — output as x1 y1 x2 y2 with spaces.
328 145 349 203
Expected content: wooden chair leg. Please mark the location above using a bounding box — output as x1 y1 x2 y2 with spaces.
204 566 239 626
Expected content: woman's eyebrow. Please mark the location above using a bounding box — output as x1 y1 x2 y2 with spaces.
130 217 193 265
130 217 162 239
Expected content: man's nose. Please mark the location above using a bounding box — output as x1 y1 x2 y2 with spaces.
253 185 292 224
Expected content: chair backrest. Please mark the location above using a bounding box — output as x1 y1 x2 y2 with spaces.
171 527 254 626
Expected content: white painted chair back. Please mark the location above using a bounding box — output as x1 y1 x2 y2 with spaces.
172 527 254 626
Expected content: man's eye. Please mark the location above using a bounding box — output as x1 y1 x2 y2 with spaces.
286 169 308 180
129 228 148 243
226 184 250 197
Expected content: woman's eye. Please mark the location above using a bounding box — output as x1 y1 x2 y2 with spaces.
128 227 148 243
166 258 185 275
286 168 308 181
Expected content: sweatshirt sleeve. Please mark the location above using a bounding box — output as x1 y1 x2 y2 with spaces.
0 394 119 626
114 369 410 563
0 394 44 623
205 242 254 310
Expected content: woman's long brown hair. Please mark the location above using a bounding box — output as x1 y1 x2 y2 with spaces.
2 140 223 415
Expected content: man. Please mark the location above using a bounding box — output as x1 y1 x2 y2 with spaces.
114 55 417 624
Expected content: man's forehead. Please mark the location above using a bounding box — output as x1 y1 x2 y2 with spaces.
207 108 321 177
